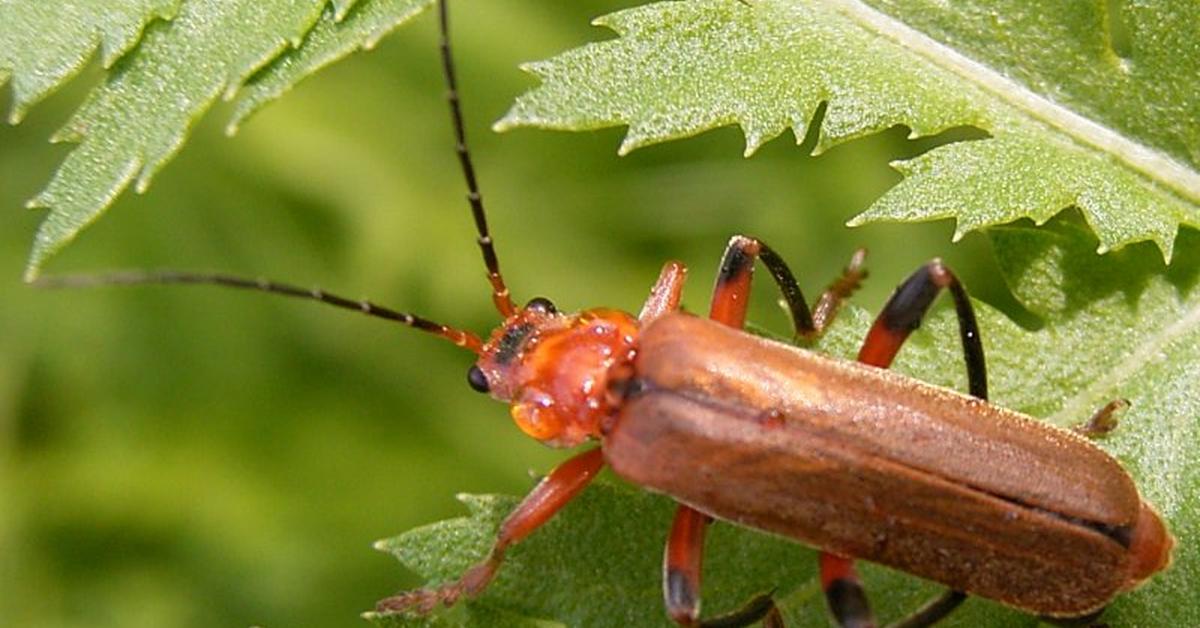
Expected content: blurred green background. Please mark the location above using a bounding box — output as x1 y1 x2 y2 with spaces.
1 2 1023 627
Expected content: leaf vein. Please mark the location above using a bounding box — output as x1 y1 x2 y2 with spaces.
1047 297 1200 426
829 0 1200 205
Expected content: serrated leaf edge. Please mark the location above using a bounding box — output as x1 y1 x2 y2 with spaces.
824 0 1200 207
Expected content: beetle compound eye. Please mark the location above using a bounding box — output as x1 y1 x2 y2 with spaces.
466 365 490 393
525 297 556 314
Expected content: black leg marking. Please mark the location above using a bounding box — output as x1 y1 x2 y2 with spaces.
859 262 986 628
717 240 754 286
873 261 987 400
756 241 817 337
666 567 699 623
879 265 940 334
826 578 875 628
698 591 779 628
714 235 816 337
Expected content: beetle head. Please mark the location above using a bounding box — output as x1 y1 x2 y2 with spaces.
469 299 639 447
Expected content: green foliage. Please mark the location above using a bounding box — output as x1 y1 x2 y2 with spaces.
0 0 181 123
230 0 436 132
4 1 1196 627
498 0 1200 261
372 216 1196 627
2 0 433 279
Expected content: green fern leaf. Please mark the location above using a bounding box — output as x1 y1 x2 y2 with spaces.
10 0 433 280
0 0 181 124
497 0 1200 262
229 0 435 134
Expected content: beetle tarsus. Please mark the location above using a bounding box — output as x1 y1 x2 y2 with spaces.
375 557 498 615
1075 399 1129 438
809 247 869 338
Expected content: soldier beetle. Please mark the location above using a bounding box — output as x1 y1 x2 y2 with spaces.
36 1 1172 626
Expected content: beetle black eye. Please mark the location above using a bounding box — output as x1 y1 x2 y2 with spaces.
525 297 556 314
466 365 490 393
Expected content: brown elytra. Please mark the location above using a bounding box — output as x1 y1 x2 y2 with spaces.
605 313 1172 617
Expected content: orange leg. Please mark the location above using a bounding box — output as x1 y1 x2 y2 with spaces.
710 235 865 339
664 506 711 625
640 260 689 324
848 259 989 628
858 259 986 398
661 237 868 627
376 447 605 615
820 553 875 628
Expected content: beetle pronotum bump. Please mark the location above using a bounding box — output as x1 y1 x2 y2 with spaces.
35 1 1173 626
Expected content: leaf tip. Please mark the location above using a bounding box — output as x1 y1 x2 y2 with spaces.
1159 242 1175 265
7 105 27 125
887 158 916 176
743 135 764 158
24 232 55 283
590 14 615 30
492 113 517 134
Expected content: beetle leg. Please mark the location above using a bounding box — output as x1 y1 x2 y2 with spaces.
811 248 868 335
707 239 873 627
711 235 814 334
699 591 783 628
663 505 782 627
859 259 987 399
855 260 985 627
375 447 604 615
1075 399 1129 438
664 505 710 625
821 552 876 628
711 236 866 339
640 260 689 324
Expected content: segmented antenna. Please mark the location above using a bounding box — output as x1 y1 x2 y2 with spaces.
439 0 516 318
34 271 484 354
30 1 506 354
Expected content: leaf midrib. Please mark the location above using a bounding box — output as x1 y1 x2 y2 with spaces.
826 0 1200 205
1046 295 1200 426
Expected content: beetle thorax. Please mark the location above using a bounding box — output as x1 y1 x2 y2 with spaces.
476 307 639 447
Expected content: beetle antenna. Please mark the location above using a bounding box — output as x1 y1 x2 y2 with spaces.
33 270 484 354
439 0 516 318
